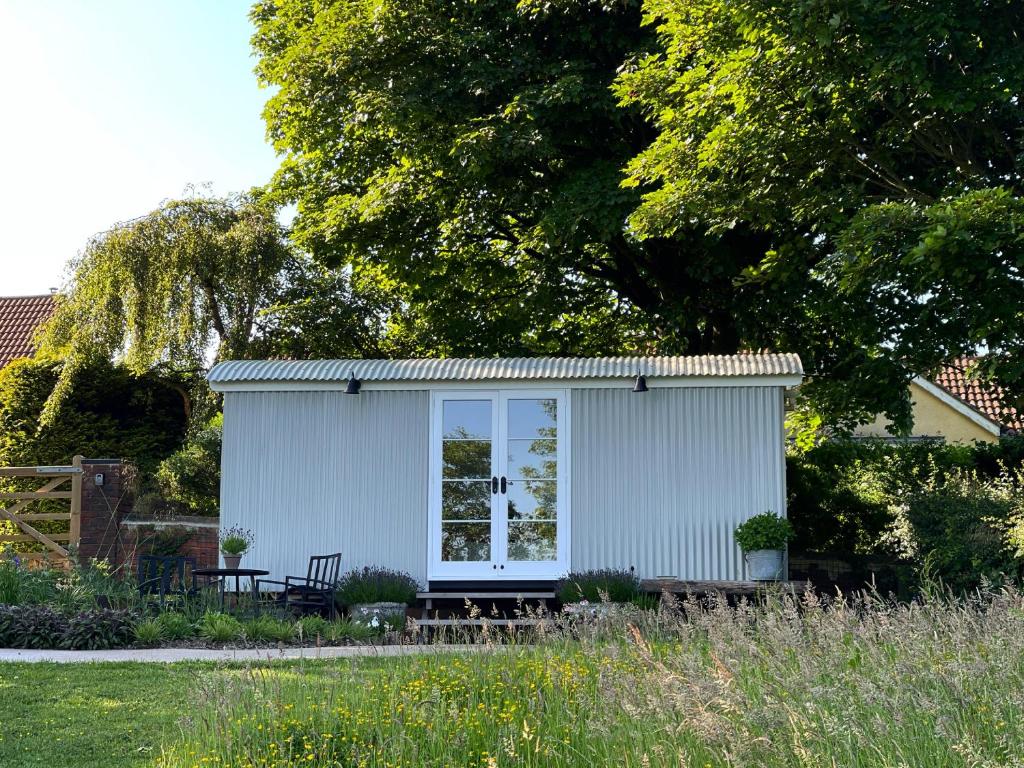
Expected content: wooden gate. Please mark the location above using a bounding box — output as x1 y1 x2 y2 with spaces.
0 455 83 566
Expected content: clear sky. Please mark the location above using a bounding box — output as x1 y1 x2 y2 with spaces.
0 0 280 296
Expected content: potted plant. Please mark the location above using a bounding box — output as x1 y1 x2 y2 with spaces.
219 526 254 569
734 512 794 581
336 566 419 628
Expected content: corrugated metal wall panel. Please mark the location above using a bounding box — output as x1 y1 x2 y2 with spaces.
220 390 430 585
570 387 785 581
209 353 803 385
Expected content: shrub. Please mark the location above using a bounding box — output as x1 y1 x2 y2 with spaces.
888 467 1024 592
0 605 68 648
243 615 295 643
134 618 165 647
152 414 222 516
156 611 196 641
0 356 188 477
556 569 640 604
62 609 136 650
336 567 419 607
198 612 244 643
734 512 794 553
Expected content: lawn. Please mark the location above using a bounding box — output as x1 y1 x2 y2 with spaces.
3 589 1024 767
0 662 194 768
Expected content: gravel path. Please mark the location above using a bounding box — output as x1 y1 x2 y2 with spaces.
0 644 482 663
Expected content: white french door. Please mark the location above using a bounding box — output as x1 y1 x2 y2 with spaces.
429 390 569 580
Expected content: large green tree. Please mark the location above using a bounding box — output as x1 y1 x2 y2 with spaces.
40 193 294 376
618 0 1024 431
253 0 1024 434
251 0 788 357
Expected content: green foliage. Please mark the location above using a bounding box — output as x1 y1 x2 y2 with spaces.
155 610 196 641
62 609 137 650
0 555 137 612
617 0 1024 435
324 617 378 644
218 525 254 556
243 615 296 643
889 468 1024 593
556 569 640 604
133 618 165 647
0 604 136 649
149 414 222 517
197 612 244 643
734 513 794 553
295 615 330 641
0 356 188 475
335 567 419 607
252 0 666 357
788 438 1024 591
37 193 295 420
0 557 60 606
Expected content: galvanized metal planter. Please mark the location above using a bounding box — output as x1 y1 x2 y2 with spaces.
350 602 407 627
745 549 785 581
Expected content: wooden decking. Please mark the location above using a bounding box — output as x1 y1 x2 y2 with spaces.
641 578 801 596
415 590 556 631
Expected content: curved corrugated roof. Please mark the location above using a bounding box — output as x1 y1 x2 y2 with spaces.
208 353 802 386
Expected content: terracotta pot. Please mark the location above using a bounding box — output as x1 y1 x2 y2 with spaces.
222 554 242 569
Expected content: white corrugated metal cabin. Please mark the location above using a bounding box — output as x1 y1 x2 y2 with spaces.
207 353 802 587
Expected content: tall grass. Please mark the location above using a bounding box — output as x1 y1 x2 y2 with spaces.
159 586 1024 767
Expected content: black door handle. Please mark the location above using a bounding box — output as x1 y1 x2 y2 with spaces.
500 476 507 494
491 476 498 494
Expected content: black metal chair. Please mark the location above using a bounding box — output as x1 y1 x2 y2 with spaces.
257 553 342 618
137 554 200 608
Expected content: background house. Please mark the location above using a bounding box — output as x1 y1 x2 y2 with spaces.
853 358 1021 443
0 294 55 369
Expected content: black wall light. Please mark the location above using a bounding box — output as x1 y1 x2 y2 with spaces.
632 368 648 393
345 371 362 395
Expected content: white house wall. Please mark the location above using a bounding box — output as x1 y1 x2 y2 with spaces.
570 387 786 581
220 390 430 585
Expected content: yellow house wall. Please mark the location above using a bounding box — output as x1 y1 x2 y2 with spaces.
853 381 999 444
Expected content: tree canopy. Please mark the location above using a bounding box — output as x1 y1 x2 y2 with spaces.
40 193 294 374
617 0 1024 431
251 0 787 357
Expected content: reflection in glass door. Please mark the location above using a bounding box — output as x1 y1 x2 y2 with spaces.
439 397 495 566
431 390 567 580
503 396 559 564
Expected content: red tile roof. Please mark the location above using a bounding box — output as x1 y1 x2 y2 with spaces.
932 357 1023 434
0 294 56 368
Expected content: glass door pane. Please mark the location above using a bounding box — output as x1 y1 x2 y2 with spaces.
504 397 557 561
440 399 493 562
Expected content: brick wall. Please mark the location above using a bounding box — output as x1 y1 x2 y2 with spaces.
119 518 220 570
78 459 132 562
76 459 219 572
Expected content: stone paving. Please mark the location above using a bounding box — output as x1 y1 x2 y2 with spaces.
0 644 480 663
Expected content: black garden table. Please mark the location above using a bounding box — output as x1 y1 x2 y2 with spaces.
192 567 270 613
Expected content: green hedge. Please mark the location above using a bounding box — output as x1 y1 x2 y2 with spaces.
787 438 1024 592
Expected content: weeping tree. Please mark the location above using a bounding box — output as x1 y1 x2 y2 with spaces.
36 192 295 421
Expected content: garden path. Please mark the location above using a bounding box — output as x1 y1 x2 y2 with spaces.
0 644 482 663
